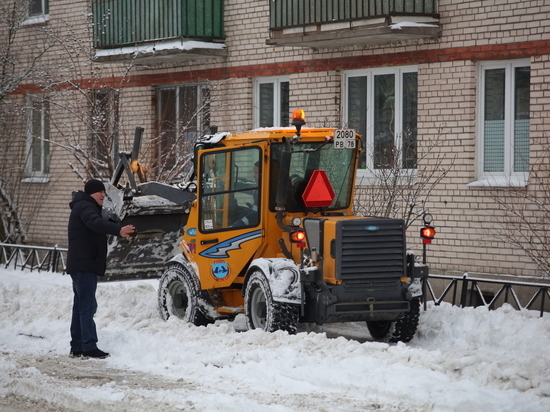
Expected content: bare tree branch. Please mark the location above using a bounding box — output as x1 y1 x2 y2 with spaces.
354 128 455 229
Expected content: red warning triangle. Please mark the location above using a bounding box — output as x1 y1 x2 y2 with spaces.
302 170 335 208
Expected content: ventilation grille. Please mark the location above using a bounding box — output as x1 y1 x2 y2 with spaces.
335 219 406 281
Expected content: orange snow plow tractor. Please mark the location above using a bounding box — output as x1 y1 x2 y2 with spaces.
104 114 430 342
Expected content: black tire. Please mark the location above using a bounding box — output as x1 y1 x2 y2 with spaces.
366 298 421 343
244 270 299 334
158 263 214 326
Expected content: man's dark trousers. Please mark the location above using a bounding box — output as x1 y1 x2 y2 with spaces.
70 272 99 352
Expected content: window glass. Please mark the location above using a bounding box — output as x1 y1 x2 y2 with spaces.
157 84 209 180
402 72 418 169
279 81 290 127
91 89 119 178
29 0 48 16
514 67 530 173
259 83 274 127
28 97 50 176
255 77 289 128
479 61 530 182
270 141 355 212
373 74 395 169
347 76 367 169
346 67 418 174
483 69 506 173
200 148 260 232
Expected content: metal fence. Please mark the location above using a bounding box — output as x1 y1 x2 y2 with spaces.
0 243 67 274
92 0 225 48
424 273 550 317
269 0 439 29
1 241 549 317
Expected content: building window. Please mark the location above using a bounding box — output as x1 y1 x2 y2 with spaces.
26 96 50 180
345 66 418 177
29 0 49 16
90 89 119 178
476 60 530 186
254 76 289 128
24 0 49 24
157 84 210 180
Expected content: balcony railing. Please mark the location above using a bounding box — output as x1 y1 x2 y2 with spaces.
267 0 439 48
92 0 225 49
270 0 438 29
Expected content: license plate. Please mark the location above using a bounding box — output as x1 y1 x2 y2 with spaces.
333 129 356 149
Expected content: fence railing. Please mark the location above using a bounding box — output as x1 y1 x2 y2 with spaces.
0 243 67 274
269 0 439 29
92 0 225 48
1 241 548 317
424 273 550 317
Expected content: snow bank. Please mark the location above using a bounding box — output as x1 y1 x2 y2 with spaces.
0 269 549 411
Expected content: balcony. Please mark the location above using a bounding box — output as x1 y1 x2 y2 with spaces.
266 0 440 48
92 0 227 64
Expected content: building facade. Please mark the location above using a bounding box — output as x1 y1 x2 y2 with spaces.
3 0 550 281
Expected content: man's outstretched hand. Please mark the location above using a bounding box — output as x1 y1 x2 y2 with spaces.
120 225 136 238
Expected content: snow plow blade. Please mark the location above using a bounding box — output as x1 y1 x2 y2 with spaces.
102 181 195 281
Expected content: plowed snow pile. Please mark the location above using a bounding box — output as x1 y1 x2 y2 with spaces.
1 269 549 412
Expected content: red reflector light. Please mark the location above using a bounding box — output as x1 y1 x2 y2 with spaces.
420 227 436 240
290 230 306 243
302 170 335 208
421 227 436 238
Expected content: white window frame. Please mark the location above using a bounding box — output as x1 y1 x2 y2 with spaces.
23 95 50 183
253 76 290 129
23 0 49 25
156 83 210 177
343 66 418 182
470 59 530 187
157 83 210 140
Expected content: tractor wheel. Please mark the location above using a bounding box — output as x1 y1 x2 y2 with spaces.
244 270 299 334
158 263 214 326
366 298 421 343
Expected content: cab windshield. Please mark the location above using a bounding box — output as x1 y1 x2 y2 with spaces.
269 141 356 212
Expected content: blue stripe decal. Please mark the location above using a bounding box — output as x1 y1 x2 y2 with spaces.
199 230 262 259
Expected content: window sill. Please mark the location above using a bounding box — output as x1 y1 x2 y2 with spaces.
21 14 49 26
356 170 418 186
467 175 528 188
22 176 51 184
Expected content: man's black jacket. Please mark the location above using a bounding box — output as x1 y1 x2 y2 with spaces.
66 191 121 276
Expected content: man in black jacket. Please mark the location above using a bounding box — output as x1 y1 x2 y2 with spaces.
67 179 135 359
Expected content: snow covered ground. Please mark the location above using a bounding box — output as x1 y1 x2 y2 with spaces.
1 268 549 412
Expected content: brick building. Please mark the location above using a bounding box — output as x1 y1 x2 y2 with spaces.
3 0 550 282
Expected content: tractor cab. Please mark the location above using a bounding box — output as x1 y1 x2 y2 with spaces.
180 124 360 294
